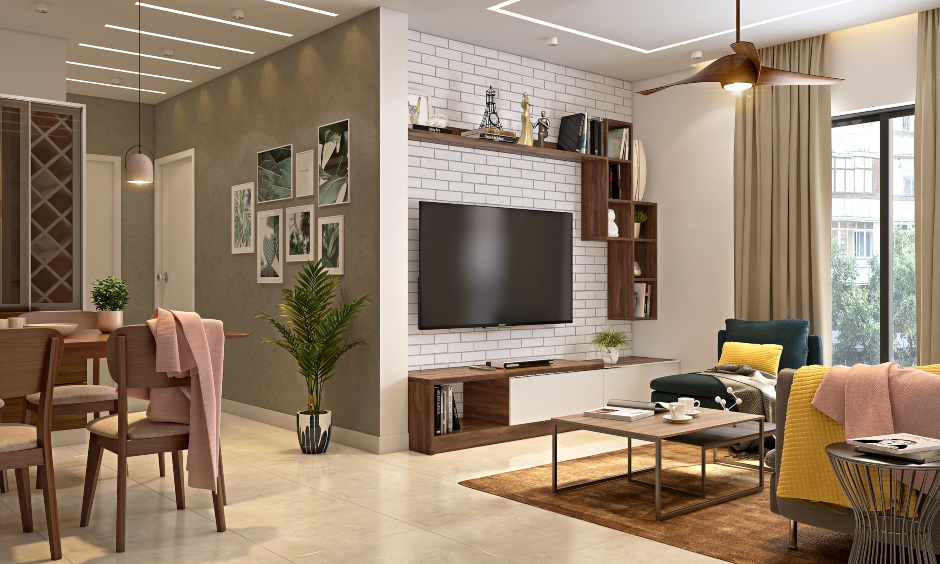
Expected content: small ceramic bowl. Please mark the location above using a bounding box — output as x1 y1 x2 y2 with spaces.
25 323 79 337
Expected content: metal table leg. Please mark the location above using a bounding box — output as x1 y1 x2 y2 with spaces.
551 423 557 493
655 439 662 521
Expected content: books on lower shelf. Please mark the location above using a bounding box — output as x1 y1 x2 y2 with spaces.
634 283 652 318
584 407 654 422
434 384 462 435
849 433 940 461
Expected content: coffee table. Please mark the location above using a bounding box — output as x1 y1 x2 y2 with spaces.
552 409 768 521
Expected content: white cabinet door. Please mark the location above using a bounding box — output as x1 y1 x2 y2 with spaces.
603 360 681 403
509 370 605 425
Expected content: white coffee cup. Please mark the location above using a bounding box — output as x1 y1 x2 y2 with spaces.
679 397 701 412
0 318 8 329
8 317 25 328
669 402 687 419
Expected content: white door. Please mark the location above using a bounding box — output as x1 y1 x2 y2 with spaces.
84 154 121 310
154 149 195 311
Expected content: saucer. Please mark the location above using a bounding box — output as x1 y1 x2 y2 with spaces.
663 414 692 423
687 410 702 418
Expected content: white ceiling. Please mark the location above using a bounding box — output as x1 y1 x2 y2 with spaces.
1 0 937 104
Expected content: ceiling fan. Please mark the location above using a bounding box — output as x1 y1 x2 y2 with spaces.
638 0 843 96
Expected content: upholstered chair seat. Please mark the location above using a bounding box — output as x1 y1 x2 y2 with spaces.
87 412 189 440
26 385 116 406
0 423 38 453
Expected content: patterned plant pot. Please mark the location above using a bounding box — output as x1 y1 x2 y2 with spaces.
296 410 332 454
601 347 620 365
97 311 123 333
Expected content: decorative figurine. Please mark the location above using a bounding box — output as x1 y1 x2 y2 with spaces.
518 93 534 146
479 86 503 130
607 209 619 238
535 111 550 147
634 261 642 276
408 97 422 125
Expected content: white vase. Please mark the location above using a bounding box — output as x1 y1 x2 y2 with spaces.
634 223 642 238
296 410 332 454
601 347 620 365
97 311 123 333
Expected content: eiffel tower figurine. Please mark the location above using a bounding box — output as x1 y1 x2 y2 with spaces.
479 85 503 130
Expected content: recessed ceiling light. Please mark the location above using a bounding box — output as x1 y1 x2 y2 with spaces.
231 9 245 20
264 0 337 17
79 43 221 69
67 78 166 95
488 0 857 54
135 2 293 37
66 61 191 82
104 24 255 54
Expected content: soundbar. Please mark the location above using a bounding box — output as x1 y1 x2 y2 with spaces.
489 359 554 370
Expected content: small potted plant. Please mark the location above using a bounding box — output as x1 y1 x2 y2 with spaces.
591 326 630 365
634 209 648 238
91 275 129 333
258 260 370 454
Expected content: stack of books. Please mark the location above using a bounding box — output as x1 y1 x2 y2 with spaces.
557 113 605 155
634 283 652 317
408 124 453 134
849 433 940 463
583 407 653 422
460 128 517 143
434 384 461 435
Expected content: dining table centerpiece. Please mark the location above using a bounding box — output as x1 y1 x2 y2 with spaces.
91 275 129 333
258 260 370 454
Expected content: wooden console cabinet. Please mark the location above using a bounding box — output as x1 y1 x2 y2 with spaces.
408 357 679 455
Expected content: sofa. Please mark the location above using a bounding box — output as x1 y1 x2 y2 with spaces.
649 328 823 410
769 369 940 551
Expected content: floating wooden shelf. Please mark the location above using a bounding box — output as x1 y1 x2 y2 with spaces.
408 127 606 163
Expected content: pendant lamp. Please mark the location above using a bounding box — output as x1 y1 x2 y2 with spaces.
126 1 154 185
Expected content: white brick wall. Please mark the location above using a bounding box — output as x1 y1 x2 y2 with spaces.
407 31 635 411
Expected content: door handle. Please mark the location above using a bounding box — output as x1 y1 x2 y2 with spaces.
156 272 168 282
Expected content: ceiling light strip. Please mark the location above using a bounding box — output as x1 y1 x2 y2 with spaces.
105 24 255 54
67 78 166 95
264 0 337 17
66 60 191 82
79 43 221 69
488 0 857 54
135 2 293 37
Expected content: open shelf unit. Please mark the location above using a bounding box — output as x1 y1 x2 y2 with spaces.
407 118 657 321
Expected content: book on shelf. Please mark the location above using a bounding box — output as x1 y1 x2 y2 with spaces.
609 164 622 199
584 407 654 422
580 112 589 154
445 385 453 433
591 119 602 156
408 124 453 134
848 433 940 455
460 127 517 138
451 391 461 431
634 282 651 317
434 385 443 436
432 384 461 435
557 114 584 152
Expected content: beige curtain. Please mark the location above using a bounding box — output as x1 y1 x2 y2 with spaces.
916 9 940 364
734 35 832 363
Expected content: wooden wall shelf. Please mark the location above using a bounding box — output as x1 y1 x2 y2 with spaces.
408 127 606 163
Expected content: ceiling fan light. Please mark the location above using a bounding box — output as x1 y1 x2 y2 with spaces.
723 82 753 92
126 152 154 184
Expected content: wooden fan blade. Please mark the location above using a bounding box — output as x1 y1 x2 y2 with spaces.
730 41 761 73
638 54 750 95
756 67 843 87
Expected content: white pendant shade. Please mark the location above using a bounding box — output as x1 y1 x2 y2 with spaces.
126 152 154 184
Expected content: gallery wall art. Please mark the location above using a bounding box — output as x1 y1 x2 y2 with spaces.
257 208 284 283
231 182 254 254
286 204 314 262
318 215 344 275
318 119 349 207
295 149 315 198
257 144 293 202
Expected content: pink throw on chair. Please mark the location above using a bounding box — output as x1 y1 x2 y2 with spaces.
144 308 225 491
812 363 940 440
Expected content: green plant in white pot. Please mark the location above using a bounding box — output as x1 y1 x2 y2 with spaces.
258 260 370 454
91 276 129 333
591 326 630 365
634 209 648 239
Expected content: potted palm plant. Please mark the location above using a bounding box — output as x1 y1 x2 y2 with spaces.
91 275 129 333
591 326 630 365
258 260 370 454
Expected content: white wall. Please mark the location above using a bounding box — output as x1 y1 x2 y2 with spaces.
0 27 65 101
631 70 736 372
407 31 634 373
830 14 917 116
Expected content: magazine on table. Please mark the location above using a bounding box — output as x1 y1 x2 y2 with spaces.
584 407 654 422
848 433 940 454
606 399 670 412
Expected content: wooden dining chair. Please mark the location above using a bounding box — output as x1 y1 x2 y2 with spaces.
80 325 225 553
0 327 64 560
18 311 166 485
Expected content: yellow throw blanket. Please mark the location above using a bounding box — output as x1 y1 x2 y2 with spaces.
777 363 940 508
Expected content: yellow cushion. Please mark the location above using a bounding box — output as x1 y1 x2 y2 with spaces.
718 341 784 376
87 412 189 440
0 424 38 453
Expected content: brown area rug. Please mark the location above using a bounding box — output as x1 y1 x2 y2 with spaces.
459 443 852 563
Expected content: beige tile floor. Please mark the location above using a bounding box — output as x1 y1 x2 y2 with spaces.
0 413 723 563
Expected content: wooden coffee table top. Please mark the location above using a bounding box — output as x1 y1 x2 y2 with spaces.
553 409 764 441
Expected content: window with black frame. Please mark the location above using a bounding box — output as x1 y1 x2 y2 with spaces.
831 106 915 366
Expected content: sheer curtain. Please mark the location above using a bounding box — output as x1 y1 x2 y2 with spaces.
733 35 833 362
916 9 940 364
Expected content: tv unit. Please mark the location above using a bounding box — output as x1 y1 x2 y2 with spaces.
418 201 573 330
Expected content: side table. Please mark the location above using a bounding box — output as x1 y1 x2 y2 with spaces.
826 442 940 563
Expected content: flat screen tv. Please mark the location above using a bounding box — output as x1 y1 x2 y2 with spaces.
418 201 573 330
